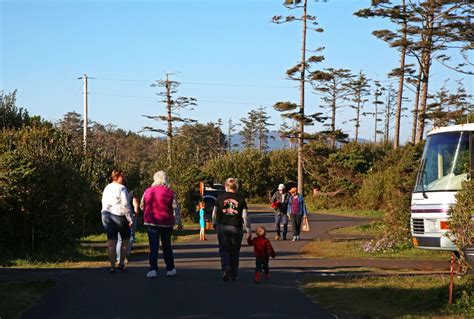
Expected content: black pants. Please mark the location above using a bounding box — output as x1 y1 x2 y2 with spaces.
255 257 269 273
292 214 303 236
217 224 243 278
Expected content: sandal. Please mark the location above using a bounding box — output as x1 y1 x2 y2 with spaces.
117 264 127 272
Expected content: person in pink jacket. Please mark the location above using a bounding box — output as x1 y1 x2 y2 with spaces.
140 171 182 278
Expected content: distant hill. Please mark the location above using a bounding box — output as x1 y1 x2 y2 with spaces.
229 131 370 151
229 131 289 151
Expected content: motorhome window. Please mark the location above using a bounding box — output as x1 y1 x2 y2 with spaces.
414 131 470 192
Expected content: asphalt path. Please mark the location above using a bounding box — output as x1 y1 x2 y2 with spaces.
2 207 449 319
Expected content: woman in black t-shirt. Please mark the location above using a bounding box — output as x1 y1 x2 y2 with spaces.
212 178 252 281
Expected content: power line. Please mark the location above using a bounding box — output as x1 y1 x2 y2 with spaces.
182 81 294 89
199 99 255 105
89 92 254 105
91 76 295 89
90 92 156 99
94 77 150 83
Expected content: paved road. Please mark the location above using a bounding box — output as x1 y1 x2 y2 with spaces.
2 208 449 319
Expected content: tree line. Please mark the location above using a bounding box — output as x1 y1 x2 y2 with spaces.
1 0 472 258
273 0 472 194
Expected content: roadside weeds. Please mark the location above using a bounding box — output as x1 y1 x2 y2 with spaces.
0 280 56 319
300 274 473 318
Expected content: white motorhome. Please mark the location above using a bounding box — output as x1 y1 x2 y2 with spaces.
411 123 473 256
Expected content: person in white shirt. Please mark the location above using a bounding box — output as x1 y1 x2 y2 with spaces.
116 188 139 265
101 169 132 273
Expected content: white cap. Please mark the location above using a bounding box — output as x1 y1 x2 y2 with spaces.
278 184 285 190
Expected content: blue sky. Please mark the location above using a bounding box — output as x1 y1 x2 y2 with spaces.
1 0 471 142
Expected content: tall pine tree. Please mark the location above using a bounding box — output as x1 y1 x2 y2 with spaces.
142 74 197 167
272 0 326 194
347 71 371 143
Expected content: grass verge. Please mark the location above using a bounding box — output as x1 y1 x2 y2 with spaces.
0 280 56 319
329 220 383 237
2 227 200 268
82 227 201 244
317 208 383 218
302 239 450 260
301 274 474 318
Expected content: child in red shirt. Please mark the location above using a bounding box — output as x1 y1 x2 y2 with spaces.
248 226 276 282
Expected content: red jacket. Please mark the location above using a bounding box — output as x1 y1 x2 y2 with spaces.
248 236 276 259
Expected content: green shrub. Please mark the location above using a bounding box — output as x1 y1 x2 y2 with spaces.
268 149 298 188
360 144 424 252
203 149 270 198
447 179 474 274
303 141 390 209
0 126 114 254
355 172 385 210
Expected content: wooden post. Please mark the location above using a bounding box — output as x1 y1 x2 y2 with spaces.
448 252 454 305
199 181 204 198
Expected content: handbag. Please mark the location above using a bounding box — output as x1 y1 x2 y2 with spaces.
302 216 310 232
271 200 280 209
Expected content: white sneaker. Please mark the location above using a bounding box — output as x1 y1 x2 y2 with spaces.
146 270 157 278
296 235 300 241
292 236 296 241
166 268 177 277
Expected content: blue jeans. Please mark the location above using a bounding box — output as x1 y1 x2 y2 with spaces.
275 213 288 239
147 225 175 271
116 214 137 262
217 224 243 278
101 212 130 241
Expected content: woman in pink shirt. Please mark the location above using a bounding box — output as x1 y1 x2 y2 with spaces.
140 171 182 278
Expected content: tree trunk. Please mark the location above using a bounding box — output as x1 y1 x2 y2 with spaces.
385 89 391 142
228 118 232 152
411 67 422 144
355 100 361 143
415 49 432 144
297 0 307 195
166 75 173 167
331 80 336 149
415 7 434 144
373 88 380 143
393 0 407 149
374 101 378 143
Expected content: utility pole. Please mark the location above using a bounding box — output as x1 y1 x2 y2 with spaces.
77 74 90 151
83 74 88 151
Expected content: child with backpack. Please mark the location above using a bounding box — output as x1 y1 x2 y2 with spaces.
247 226 276 282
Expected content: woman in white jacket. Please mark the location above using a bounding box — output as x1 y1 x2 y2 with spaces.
101 169 132 272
